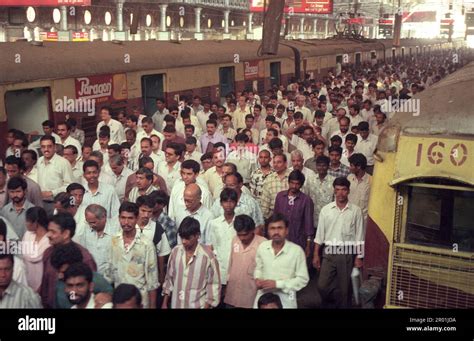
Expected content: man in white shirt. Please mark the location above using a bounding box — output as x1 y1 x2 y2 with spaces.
354 122 378 175
348 104 364 128
109 155 134 202
286 124 315 162
37 135 74 215
295 95 313 122
132 138 161 173
312 177 364 308
168 159 212 223
85 151 115 186
254 213 309 308
57 122 82 158
136 195 171 285
76 204 120 278
63 145 83 183
81 160 120 220
174 183 214 245
151 97 169 133
330 116 351 151
135 117 165 148
96 106 125 144
360 100 374 122
326 108 348 138
184 136 202 163
196 102 213 131
232 95 250 131
156 143 182 191
225 133 257 185
208 188 237 288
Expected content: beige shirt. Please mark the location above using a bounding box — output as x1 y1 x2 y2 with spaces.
315 202 365 257
156 161 181 192
354 134 378 166
97 119 125 144
254 240 309 308
347 173 371 222
290 135 314 162
60 135 82 158
111 167 134 202
225 235 266 308
37 153 74 196
202 166 224 200
232 107 250 131
136 129 165 146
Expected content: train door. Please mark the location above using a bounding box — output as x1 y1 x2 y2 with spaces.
219 66 235 104
5 87 51 134
270 61 281 87
355 52 361 67
141 74 164 116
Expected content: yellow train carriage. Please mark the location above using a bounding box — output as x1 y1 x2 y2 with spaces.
366 61 474 308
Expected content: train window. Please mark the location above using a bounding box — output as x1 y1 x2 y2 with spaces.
270 62 281 87
219 66 235 104
404 185 474 252
391 48 396 60
336 55 343 64
401 47 405 59
370 51 377 60
5 87 51 134
141 74 164 116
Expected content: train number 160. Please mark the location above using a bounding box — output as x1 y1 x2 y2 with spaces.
416 141 468 167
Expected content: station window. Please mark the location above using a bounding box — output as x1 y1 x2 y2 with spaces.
403 183 474 252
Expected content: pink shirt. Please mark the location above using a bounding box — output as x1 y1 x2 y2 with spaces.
224 234 266 308
22 231 51 292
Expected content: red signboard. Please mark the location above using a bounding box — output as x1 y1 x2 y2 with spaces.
75 74 128 103
0 0 90 6
379 19 394 25
250 0 333 14
346 18 364 25
441 19 454 25
244 60 260 80
40 32 58 41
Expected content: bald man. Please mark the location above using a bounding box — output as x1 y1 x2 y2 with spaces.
175 183 214 245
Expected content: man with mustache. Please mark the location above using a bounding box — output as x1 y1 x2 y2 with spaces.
0 176 34 239
162 217 221 309
37 135 74 215
254 213 309 308
313 177 364 308
110 202 159 309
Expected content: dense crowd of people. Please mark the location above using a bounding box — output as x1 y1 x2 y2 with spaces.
0 49 470 309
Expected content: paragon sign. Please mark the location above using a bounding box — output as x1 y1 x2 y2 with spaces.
244 60 260 80
75 74 128 103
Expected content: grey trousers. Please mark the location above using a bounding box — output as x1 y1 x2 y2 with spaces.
317 253 355 308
